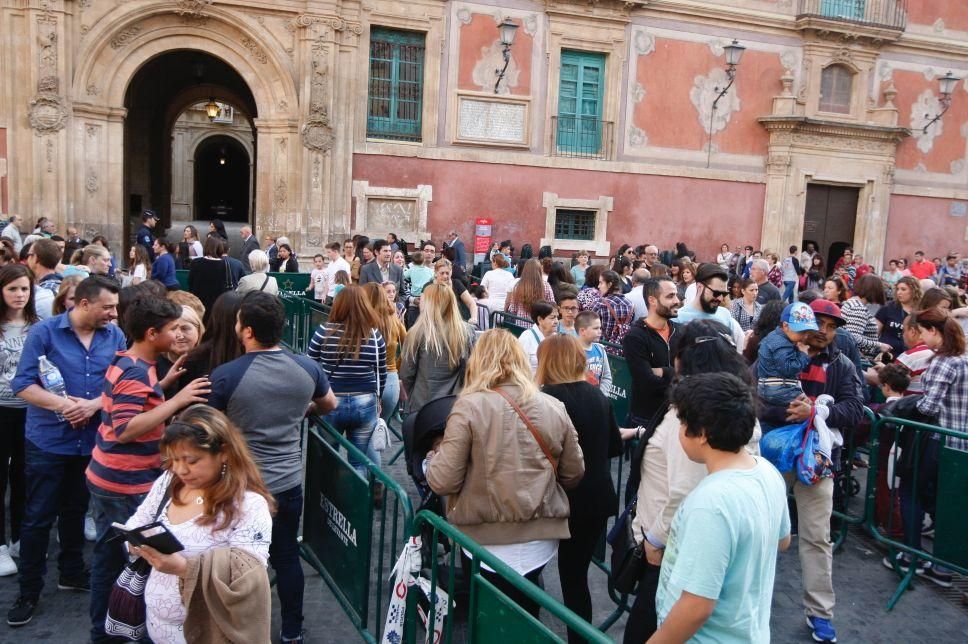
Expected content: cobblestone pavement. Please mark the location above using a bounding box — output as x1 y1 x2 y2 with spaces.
0 459 964 643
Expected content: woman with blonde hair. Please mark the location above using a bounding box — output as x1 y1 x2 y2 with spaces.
52 274 84 315
536 335 620 639
505 258 555 325
400 282 475 417
157 304 206 397
307 284 386 475
123 405 274 644
425 329 584 619
363 282 406 424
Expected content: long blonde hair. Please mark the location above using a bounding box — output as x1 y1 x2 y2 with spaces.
403 282 468 369
462 329 538 400
161 405 276 532
363 281 405 349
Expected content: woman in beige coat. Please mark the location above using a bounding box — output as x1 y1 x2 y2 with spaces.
425 328 584 618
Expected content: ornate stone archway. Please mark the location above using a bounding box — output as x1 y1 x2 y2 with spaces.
68 4 299 247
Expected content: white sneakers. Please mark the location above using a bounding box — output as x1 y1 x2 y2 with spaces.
84 515 97 542
0 546 17 577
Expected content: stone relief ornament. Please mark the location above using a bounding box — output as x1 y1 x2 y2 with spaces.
690 67 741 136
86 169 99 194
109 25 142 50
633 29 655 56
472 41 519 94
174 0 214 18
28 93 68 134
910 89 943 153
456 8 472 25
627 125 647 147
274 179 288 209
301 117 334 151
241 37 268 64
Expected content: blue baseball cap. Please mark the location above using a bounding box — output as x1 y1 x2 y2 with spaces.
781 302 819 332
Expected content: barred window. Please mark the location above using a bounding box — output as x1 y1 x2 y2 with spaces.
819 64 853 114
554 209 596 241
367 29 425 141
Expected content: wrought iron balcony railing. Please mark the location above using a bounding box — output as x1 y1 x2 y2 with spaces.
551 116 614 161
797 0 907 32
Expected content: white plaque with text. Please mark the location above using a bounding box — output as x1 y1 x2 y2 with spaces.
457 97 528 145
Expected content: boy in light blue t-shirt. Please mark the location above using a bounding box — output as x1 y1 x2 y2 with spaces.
575 310 611 391
653 372 790 644
404 251 435 297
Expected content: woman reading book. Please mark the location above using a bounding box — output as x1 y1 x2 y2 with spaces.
122 405 276 644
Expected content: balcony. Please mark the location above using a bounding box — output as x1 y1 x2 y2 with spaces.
551 116 615 161
796 0 906 38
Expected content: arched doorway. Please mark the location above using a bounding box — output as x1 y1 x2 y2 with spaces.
193 135 250 222
122 50 257 246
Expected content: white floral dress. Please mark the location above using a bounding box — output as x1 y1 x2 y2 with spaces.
124 472 273 644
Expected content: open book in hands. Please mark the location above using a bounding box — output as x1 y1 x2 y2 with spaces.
110 521 185 555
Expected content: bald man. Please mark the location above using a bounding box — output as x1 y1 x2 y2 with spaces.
238 225 260 274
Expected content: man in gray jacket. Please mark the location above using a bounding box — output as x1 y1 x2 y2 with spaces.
360 238 403 293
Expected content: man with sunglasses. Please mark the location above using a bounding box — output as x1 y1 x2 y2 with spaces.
676 263 746 352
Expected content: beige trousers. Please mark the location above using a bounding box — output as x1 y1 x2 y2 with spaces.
785 473 835 619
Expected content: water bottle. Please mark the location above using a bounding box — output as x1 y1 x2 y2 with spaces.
38 355 68 421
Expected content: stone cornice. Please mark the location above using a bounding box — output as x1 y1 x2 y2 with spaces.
759 116 909 143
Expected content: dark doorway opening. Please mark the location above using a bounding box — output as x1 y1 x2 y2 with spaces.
122 50 257 244
193 136 249 222
803 184 860 273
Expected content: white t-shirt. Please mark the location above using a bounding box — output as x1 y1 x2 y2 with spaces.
309 268 327 300
326 257 351 298
517 326 545 375
480 269 516 303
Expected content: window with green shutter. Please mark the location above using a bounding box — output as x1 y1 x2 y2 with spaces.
367 28 425 141
554 209 597 241
556 50 606 155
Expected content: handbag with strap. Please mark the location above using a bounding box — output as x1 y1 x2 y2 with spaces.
105 479 173 641
494 387 558 476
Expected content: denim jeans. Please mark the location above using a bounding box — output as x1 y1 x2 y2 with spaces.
88 481 149 643
783 280 797 303
18 440 90 599
270 485 305 640
326 393 378 476
380 372 401 423
757 381 804 408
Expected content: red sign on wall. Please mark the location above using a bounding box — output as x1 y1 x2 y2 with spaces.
473 217 492 260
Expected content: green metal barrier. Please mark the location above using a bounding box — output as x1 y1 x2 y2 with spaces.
301 416 415 643
828 407 874 551
174 269 311 296
406 510 613 643
490 309 531 337
864 414 968 610
603 351 630 426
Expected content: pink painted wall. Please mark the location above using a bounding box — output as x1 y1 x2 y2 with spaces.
632 39 779 156
457 14 533 96
908 2 968 32
885 194 966 261
352 154 765 259
888 69 968 174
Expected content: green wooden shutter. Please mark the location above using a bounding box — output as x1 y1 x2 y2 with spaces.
368 29 424 141
557 50 605 154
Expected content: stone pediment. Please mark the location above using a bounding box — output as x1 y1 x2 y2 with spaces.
759 115 909 153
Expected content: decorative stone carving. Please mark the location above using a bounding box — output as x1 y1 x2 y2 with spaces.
367 199 416 230
28 93 68 134
312 156 321 191
633 29 654 56
86 169 98 194
767 154 791 173
241 37 268 64
174 0 214 18
86 124 99 139
780 50 797 73
831 47 855 68
109 25 142 50
273 179 287 209
910 89 943 153
37 20 58 94
302 118 334 151
472 41 519 94
456 8 472 25
690 68 741 136
627 125 647 147
45 138 54 173
86 83 99 96
352 181 432 239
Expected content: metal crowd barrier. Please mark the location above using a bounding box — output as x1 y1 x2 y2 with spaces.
301 416 415 643
864 414 968 610
405 510 613 643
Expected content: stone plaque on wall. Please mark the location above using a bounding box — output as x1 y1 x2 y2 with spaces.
456 96 528 145
366 198 416 230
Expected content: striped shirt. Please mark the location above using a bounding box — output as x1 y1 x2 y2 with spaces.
307 323 387 395
87 351 164 494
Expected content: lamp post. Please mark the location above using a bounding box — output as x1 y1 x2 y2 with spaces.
922 71 960 134
706 39 745 167
494 18 519 94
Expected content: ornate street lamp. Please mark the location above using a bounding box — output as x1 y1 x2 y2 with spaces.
205 98 220 121
712 40 746 110
494 18 519 94
923 71 960 134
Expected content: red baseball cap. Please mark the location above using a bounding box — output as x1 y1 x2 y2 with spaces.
809 299 846 326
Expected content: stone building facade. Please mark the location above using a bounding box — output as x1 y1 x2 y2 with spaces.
1 0 966 267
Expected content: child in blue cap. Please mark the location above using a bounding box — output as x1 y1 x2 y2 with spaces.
756 301 819 423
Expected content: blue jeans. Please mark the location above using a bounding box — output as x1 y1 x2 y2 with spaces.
783 280 796 303
327 393 378 476
380 372 400 424
757 382 804 408
88 481 149 643
18 440 90 599
270 485 304 639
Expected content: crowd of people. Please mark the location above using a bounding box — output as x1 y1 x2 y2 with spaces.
1 211 966 643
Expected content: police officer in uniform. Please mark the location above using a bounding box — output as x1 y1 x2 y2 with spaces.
136 210 158 262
